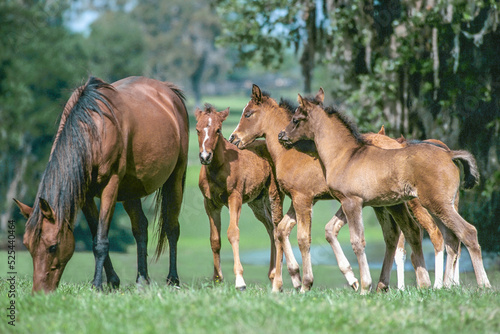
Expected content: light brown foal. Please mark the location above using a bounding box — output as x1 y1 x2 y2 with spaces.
230 85 432 293
280 89 490 289
196 104 282 290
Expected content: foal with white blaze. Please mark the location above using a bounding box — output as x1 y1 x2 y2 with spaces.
196 105 282 290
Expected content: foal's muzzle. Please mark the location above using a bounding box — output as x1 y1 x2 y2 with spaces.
229 133 242 148
278 131 288 142
278 131 293 149
199 151 213 165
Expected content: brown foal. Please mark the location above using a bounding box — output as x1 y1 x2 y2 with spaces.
280 89 490 289
230 85 433 293
196 104 282 290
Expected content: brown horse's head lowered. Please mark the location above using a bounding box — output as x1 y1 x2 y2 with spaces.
14 76 189 293
195 104 229 165
15 199 75 293
278 89 325 147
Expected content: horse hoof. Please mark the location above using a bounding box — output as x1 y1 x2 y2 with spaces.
166 277 180 287
108 278 120 289
376 282 389 293
236 285 247 292
351 281 359 291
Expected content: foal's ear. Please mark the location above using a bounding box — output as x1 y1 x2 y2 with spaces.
296 94 309 116
378 125 386 135
14 199 33 219
39 198 55 223
396 134 406 144
315 88 325 103
252 84 262 103
219 107 230 121
194 108 203 121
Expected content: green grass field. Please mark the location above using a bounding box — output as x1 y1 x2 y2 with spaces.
2 94 500 333
1 276 500 334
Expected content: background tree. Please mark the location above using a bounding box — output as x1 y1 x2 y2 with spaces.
84 10 146 82
132 0 228 104
216 0 500 253
0 1 136 251
0 0 88 232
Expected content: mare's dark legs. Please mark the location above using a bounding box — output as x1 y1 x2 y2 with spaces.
161 168 186 286
92 175 120 290
123 199 150 283
82 197 120 289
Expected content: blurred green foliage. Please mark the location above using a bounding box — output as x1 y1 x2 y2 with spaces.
216 0 500 253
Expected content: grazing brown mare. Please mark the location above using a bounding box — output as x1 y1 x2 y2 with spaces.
230 85 431 293
195 105 282 290
14 76 189 292
279 89 491 288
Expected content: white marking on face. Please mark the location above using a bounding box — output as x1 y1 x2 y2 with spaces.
201 117 212 154
243 101 250 113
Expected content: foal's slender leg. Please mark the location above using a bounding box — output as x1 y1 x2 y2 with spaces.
274 205 299 292
324 207 359 290
407 199 445 288
427 203 490 287
268 180 284 284
385 204 431 288
395 232 406 290
281 208 302 290
452 194 461 285
93 174 120 290
123 199 150 284
227 193 246 290
293 195 314 292
248 198 277 283
434 219 461 287
82 199 120 289
204 199 223 282
373 207 400 292
341 196 372 294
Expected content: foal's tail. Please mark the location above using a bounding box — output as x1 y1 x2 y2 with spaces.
451 150 480 189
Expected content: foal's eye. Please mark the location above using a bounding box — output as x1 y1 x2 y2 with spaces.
216 129 221 134
244 112 252 118
48 244 57 253
292 118 299 125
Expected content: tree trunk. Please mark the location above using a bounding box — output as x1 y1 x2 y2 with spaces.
1 141 31 232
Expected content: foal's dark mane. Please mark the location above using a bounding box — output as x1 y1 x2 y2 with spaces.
303 96 367 145
405 139 448 150
278 98 296 120
27 77 116 236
